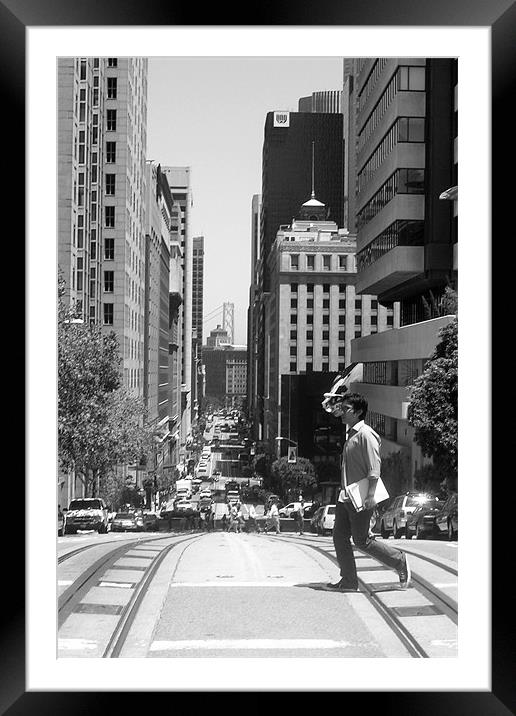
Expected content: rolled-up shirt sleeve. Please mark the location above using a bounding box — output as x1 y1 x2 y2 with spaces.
360 430 381 478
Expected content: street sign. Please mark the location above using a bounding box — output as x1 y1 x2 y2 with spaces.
287 446 297 464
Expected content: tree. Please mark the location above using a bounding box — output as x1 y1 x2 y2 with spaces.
270 456 317 500
407 313 458 491
58 274 154 497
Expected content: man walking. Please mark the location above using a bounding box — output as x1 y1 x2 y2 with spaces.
297 499 305 535
322 391 411 592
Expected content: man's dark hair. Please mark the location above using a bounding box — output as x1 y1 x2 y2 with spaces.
344 393 368 420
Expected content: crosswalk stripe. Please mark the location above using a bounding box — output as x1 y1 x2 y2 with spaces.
150 639 359 651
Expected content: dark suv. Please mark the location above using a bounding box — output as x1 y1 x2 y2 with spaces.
65 497 109 534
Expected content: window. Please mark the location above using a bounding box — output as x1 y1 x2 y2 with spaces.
322 330 329 340
323 284 330 293
371 315 378 325
290 254 299 270
290 298 298 308
290 346 297 355
307 299 314 309
290 362 297 372
307 255 315 270
338 346 345 356
355 316 361 325
105 206 115 227
104 238 115 260
104 271 114 292
339 299 346 309
371 300 378 309
107 109 117 131
306 331 313 340
306 347 313 356
339 331 345 340
307 283 314 293
290 313 298 324
398 65 425 91
307 315 313 324
339 314 346 325
355 330 361 338
323 255 331 270
107 77 117 99
323 299 329 309
339 255 347 270
290 330 297 340
106 142 116 163
323 315 330 324
306 362 313 372
105 174 115 195
322 347 329 356
103 303 114 325
291 283 298 292
322 362 329 372
80 59 87 80
387 315 394 325
107 58 118 67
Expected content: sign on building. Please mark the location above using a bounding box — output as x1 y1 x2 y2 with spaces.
287 446 297 464
273 111 290 127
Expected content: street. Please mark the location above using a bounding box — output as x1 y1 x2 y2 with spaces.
58 530 457 659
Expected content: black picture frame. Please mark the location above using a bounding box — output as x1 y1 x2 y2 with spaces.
8 0 506 711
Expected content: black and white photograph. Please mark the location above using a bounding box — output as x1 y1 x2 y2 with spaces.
9 2 507 710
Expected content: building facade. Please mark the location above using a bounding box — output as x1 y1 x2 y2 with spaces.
262 194 398 455
348 58 458 484
192 236 205 417
203 326 247 409
161 167 194 464
57 56 149 505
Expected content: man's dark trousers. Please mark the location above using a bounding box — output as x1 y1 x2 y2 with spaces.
333 501 405 586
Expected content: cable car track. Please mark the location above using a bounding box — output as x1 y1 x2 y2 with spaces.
270 533 457 657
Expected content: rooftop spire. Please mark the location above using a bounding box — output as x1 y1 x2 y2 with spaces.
311 141 315 199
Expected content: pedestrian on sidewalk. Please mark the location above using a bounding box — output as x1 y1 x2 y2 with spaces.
247 503 257 533
296 499 305 535
321 390 411 592
267 498 281 534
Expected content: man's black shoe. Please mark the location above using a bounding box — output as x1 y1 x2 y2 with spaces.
322 580 358 592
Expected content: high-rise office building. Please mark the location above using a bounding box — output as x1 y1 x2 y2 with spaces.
247 194 261 425
143 161 183 477
298 90 343 114
57 56 148 504
161 167 193 458
261 192 397 453
192 236 205 416
253 110 345 441
347 58 458 485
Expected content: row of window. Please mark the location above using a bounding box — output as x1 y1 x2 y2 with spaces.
291 283 350 293
290 313 374 325
357 116 425 192
357 220 424 271
290 253 352 271
290 297 375 309
357 58 389 112
358 65 426 152
356 168 425 231
291 362 347 373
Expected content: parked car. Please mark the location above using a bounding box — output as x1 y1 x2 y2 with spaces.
405 499 441 539
142 510 160 531
279 501 313 518
380 492 436 538
64 497 109 534
433 493 458 540
57 506 65 536
110 511 145 532
310 505 336 535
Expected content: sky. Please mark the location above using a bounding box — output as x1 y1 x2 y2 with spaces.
145 56 344 346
